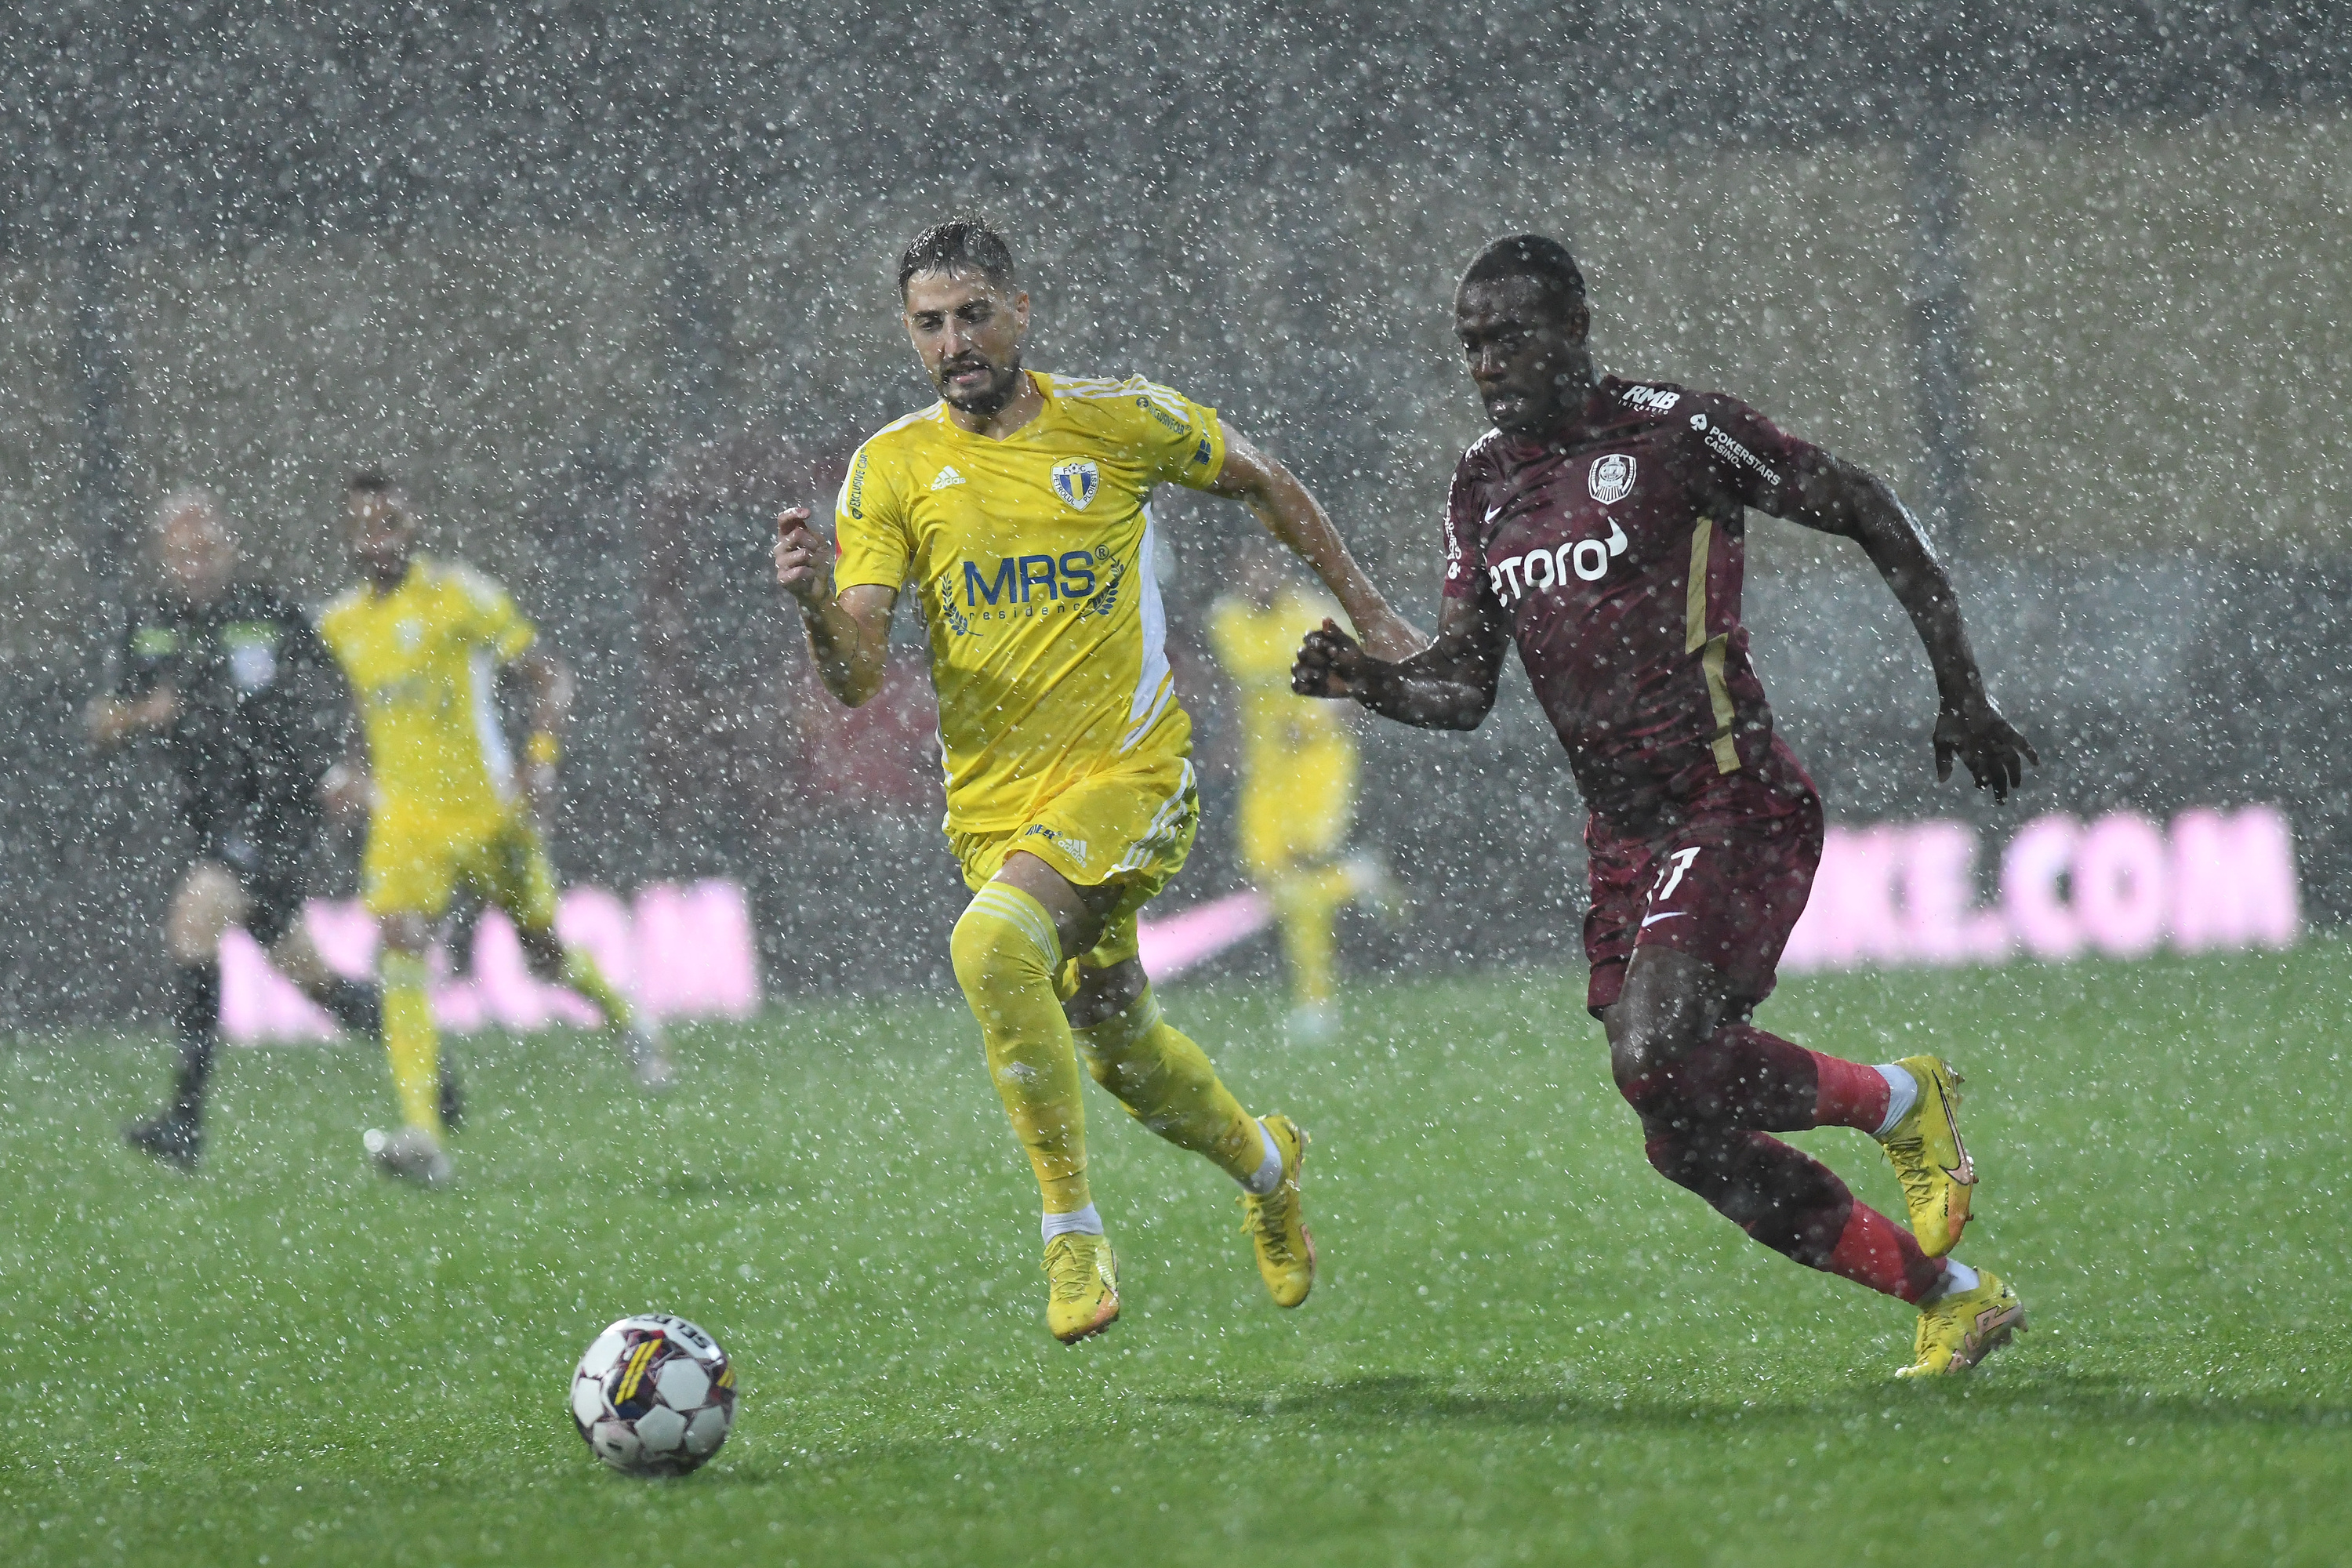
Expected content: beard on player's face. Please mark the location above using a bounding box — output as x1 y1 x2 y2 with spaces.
935 348 1024 416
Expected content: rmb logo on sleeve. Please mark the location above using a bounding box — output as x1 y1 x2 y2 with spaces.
1051 458 1101 510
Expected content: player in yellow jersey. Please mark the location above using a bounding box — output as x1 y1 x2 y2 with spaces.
1207 539 1402 1044
321 470 672 1187
774 218 1423 1343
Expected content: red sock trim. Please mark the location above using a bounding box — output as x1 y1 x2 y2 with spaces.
1809 1051 1890 1132
1824 1202 1944 1302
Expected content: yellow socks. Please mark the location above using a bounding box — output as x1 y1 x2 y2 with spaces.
1073 985 1262 1185
1271 865 1353 1008
950 884 1091 1215
559 944 637 1031
379 949 443 1138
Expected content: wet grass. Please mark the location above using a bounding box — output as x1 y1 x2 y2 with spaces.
5 939 2348 1566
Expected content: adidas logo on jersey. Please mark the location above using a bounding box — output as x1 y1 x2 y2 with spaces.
931 465 966 491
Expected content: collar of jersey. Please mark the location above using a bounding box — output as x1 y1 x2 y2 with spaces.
1507 381 1635 460
361 557 429 602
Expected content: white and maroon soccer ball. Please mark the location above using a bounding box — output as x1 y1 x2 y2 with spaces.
568 1313 736 1477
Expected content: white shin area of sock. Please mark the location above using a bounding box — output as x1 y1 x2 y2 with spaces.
1934 1259 1981 1298
1871 1062 1920 1138
1040 1203 1105 1243
1240 1120 1283 1196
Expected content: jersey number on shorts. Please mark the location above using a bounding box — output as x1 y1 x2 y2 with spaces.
1650 847 1702 905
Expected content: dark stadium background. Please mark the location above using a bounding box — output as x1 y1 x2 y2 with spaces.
3 1 2348 1031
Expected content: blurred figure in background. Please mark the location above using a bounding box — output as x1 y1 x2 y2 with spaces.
1206 539 1401 1043
90 489 404 1168
321 470 670 1189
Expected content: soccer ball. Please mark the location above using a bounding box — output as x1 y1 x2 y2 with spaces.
568 1313 737 1476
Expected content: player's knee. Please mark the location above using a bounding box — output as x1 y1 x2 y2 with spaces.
949 891 1058 1001
166 864 247 961
269 930 330 990
378 913 432 956
1609 1026 1682 1106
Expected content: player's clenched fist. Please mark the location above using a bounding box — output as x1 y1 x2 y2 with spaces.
774 506 831 607
1293 619 1369 700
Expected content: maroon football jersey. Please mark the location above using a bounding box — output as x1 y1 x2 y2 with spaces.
1440 376 1829 826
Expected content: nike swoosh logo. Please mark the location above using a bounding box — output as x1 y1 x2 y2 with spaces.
1639 912 1687 927
1483 505 1504 524
1935 1079 1977 1185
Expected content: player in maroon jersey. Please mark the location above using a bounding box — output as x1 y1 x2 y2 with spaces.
1294 234 2037 1375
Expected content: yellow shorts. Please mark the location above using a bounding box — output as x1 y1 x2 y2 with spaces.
947 750 1200 971
361 804 560 931
1237 742 1356 875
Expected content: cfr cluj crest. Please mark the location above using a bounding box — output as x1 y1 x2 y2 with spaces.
1051 458 1101 510
1588 452 1636 505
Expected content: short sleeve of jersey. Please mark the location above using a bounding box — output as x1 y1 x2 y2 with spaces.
831 441 915 593
1439 451 1498 604
1124 378 1228 492
449 564 537 662
1686 392 1826 517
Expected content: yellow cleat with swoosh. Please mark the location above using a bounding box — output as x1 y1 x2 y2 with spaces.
1899 1270 2024 1376
1043 1232 1120 1345
1878 1056 1975 1257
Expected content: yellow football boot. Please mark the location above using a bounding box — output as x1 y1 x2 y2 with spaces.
1042 1232 1120 1345
1879 1055 1976 1256
1240 1115 1316 1308
1898 1269 2024 1377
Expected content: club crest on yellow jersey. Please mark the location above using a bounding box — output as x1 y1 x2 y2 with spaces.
1051 458 1100 510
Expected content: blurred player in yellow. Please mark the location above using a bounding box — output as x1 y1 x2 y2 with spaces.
321 470 672 1188
1207 539 1400 1044
774 219 1422 1342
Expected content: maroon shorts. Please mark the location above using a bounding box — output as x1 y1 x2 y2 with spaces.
1582 736 1824 1017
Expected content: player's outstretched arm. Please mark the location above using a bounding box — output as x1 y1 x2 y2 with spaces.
775 505 895 708
85 687 177 750
1292 593 1508 731
1788 456 2040 800
1208 427 1427 659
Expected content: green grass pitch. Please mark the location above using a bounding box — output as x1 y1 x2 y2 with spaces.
5 942 2348 1566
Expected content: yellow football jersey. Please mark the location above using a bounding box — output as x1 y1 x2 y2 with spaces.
833 371 1229 833
1207 587 1356 767
319 556 536 823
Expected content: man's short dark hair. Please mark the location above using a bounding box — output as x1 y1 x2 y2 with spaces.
898 218 1017 298
346 468 412 522
1460 234 1587 319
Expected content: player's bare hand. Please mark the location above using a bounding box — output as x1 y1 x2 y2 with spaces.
1934 694 2039 802
774 506 831 607
1294 619 1370 699
86 685 180 748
